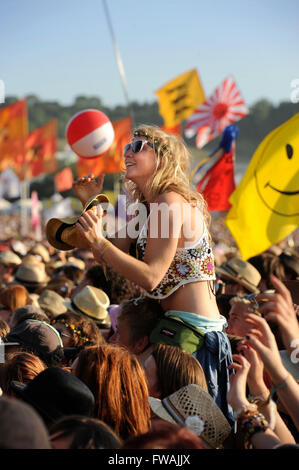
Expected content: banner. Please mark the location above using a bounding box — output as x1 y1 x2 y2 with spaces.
185 76 248 148
155 69 205 128
55 167 73 193
160 123 182 137
77 116 131 177
226 114 299 259
25 119 58 178
0 99 28 178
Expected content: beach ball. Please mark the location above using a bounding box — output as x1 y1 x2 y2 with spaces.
66 109 115 159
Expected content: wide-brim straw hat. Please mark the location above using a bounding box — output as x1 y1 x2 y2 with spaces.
29 244 50 264
148 384 231 448
64 285 110 322
46 193 109 251
216 257 261 294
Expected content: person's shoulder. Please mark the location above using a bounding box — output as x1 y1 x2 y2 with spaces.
154 191 186 205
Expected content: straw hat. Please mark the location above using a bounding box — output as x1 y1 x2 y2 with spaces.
66 257 86 271
29 244 50 264
0 250 22 267
46 193 109 251
64 285 110 322
14 264 50 288
38 289 68 316
148 384 231 448
216 257 261 294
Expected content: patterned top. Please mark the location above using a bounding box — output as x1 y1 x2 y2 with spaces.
136 212 216 299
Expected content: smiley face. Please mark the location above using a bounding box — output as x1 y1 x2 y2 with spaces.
254 114 299 217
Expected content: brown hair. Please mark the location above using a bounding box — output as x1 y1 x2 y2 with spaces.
51 311 106 348
74 345 151 440
151 344 208 398
118 297 164 344
0 284 31 312
0 351 47 395
0 318 10 338
122 419 208 449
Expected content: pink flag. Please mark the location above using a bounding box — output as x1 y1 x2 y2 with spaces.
184 76 248 148
31 191 42 240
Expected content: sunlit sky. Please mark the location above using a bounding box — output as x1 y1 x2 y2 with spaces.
1 0 299 108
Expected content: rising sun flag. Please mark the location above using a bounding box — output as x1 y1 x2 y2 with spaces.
225 114 299 260
184 76 248 148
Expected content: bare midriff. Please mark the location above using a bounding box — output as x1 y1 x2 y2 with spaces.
160 280 221 318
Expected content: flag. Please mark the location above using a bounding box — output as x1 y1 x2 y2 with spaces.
185 76 248 148
155 69 205 128
194 125 238 212
77 117 131 177
31 190 42 240
0 168 20 199
55 167 73 193
0 99 28 178
225 114 299 260
160 123 182 137
25 119 57 178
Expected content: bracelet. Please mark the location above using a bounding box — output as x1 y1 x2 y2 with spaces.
99 239 111 260
271 373 290 395
238 410 269 449
233 403 258 420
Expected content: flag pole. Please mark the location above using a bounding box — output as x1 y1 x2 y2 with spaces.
102 0 135 127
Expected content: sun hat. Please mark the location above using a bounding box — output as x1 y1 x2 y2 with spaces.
64 285 110 322
21 255 46 269
148 384 231 448
11 240 27 257
66 257 86 271
216 257 261 294
10 367 95 425
4 320 63 360
0 250 22 267
38 289 68 316
46 193 109 251
29 244 50 264
0 396 51 449
14 264 50 288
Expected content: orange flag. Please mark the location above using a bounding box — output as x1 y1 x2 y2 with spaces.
77 117 132 177
25 119 58 178
55 167 73 193
0 99 28 178
161 123 182 137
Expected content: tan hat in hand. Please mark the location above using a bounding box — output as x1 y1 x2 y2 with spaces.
46 193 109 251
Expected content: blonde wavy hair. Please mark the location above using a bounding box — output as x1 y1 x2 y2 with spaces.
124 124 211 228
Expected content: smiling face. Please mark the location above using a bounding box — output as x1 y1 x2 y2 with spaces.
124 138 157 186
254 115 299 216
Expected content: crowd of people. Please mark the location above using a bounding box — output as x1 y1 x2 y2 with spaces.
0 124 298 451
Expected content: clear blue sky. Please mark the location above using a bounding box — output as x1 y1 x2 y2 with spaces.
1 0 299 108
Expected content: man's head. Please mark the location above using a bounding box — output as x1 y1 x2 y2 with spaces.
216 257 261 296
109 297 164 355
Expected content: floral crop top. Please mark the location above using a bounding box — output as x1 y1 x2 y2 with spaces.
136 215 216 300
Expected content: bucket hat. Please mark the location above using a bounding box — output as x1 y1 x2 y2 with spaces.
64 285 110 322
14 264 50 289
38 289 68 316
46 193 109 251
10 367 95 424
148 384 231 448
216 257 261 294
0 250 22 267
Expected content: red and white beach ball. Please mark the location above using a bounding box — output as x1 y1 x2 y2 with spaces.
66 109 115 159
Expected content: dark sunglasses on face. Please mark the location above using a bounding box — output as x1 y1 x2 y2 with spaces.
123 140 158 156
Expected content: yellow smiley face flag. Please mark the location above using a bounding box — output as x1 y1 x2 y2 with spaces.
225 113 299 260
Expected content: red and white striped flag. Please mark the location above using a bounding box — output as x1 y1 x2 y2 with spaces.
184 76 248 148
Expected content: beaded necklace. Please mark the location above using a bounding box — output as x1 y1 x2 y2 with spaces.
51 318 90 343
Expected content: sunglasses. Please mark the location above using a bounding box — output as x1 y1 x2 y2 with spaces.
123 140 157 156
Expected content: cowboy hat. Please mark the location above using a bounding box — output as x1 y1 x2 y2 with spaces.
64 285 110 322
216 257 261 294
46 193 109 251
148 384 231 448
